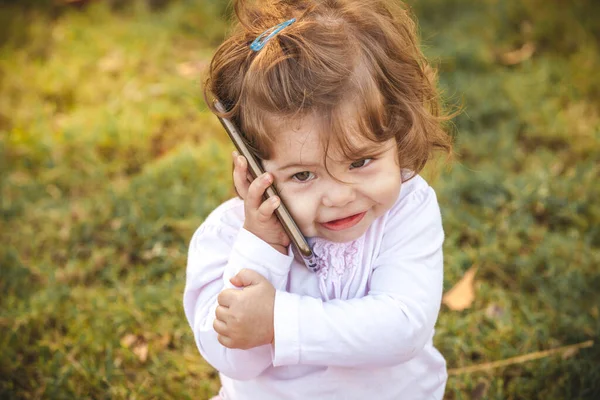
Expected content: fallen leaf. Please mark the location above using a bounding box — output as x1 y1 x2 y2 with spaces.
485 303 505 319
133 343 149 363
442 265 478 311
141 242 165 261
120 334 138 349
158 333 172 350
498 42 536 66
110 218 123 230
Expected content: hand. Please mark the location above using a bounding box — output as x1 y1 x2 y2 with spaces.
213 269 276 350
232 151 290 255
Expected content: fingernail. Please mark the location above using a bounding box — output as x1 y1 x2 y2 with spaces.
263 173 272 183
271 196 279 205
237 156 245 166
232 151 239 158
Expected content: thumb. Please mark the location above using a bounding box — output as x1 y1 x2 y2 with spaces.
230 269 265 288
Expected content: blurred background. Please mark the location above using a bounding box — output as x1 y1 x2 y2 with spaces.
1 0 599 398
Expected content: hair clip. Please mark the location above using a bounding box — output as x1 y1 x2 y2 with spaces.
250 18 296 52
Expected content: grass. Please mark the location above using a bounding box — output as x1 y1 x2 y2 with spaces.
1 0 599 398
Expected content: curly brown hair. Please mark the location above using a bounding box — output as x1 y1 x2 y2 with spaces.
204 0 454 181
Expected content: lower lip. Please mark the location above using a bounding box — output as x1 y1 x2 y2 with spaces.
321 212 367 231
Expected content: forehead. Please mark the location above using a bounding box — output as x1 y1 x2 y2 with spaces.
266 113 380 164
271 116 323 160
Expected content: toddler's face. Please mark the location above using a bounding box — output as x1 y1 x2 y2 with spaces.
262 115 402 243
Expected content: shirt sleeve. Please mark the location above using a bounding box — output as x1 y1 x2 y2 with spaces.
272 185 444 368
183 213 294 380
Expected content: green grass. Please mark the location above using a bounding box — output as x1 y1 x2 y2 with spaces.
1 0 599 398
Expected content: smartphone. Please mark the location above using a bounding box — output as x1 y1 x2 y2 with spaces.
213 100 318 272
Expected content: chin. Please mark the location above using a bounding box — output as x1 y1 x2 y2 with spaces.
319 225 369 243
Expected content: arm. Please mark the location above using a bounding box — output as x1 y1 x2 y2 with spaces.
273 186 444 368
183 220 294 380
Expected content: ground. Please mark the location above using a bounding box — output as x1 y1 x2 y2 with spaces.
1 0 599 398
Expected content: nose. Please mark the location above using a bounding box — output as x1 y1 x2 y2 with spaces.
322 181 355 208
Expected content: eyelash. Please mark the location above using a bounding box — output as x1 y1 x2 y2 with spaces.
291 171 315 182
291 158 373 182
350 158 373 169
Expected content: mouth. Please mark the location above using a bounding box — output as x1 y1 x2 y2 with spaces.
321 211 367 231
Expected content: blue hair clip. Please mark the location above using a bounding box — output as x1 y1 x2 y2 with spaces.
250 18 296 52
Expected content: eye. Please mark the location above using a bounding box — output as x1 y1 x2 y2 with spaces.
350 158 372 169
292 171 315 182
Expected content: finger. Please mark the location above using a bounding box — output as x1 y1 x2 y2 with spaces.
215 305 229 323
217 289 236 307
233 153 250 199
245 172 273 210
229 274 244 288
256 195 280 223
213 318 228 336
231 268 266 287
231 152 241 198
218 334 234 349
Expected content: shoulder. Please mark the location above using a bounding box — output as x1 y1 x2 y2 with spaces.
376 173 443 248
189 197 245 249
203 197 245 230
388 174 439 218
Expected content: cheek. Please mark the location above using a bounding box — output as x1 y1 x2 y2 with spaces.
277 187 319 227
367 171 401 205
382 177 402 206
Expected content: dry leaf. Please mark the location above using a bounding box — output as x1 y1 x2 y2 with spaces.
442 265 478 311
158 333 172 350
499 42 536 65
110 218 123 230
133 343 149 363
485 303 504 319
120 334 138 349
141 242 165 261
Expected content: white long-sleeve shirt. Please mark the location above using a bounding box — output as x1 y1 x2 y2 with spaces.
183 175 447 400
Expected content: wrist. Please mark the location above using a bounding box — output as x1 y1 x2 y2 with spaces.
243 224 288 255
270 243 288 255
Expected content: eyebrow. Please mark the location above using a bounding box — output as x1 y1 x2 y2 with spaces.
275 143 390 171
276 161 320 171
335 143 391 162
